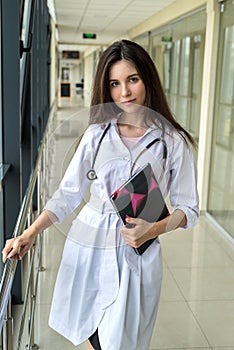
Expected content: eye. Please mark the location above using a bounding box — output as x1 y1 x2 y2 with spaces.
110 81 119 88
129 76 139 83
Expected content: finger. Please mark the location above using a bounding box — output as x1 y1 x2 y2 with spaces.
18 244 31 260
2 250 9 263
120 229 132 242
125 223 135 229
7 247 21 260
2 243 14 263
2 248 16 263
125 217 140 225
5 238 23 260
2 239 13 251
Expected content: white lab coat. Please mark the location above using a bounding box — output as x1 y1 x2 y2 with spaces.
45 119 199 349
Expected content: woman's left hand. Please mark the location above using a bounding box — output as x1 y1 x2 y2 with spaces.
120 217 156 248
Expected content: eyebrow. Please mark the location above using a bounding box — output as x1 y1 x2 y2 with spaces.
109 73 140 82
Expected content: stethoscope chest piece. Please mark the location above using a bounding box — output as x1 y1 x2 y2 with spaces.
87 169 97 180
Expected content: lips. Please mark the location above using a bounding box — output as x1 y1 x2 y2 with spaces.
121 99 136 104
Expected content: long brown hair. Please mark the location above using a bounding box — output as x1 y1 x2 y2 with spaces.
90 39 195 146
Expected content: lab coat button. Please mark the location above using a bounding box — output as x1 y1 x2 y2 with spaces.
121 178 126 182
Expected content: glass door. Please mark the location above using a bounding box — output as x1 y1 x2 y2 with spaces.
155 10 206 143
208 0 234 238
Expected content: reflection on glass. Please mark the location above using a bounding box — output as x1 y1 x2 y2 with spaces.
21 0 30 44
168 95 176 115
208 2 234 238
220 26 234 104
167 35 203 139
190 99 198 135
216 106 233 148
20 0 31 92
176 97 189 128
163 49 170 91
190 40 202 136
171 41 180 94
192 46 200 95
139 11 205 144
179 37 191 96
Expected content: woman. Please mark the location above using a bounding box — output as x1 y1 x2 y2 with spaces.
2 40 199 350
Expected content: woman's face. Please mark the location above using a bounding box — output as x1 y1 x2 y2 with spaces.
109 59 146 113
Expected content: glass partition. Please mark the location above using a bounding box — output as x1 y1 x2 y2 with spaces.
21 0 30 44
20 0 33 100
208 0 234 238
190 36 202 138
150 10 206 143
0 0 3 273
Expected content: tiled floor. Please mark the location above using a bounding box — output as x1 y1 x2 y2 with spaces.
13 99 234 349
151 219 234 350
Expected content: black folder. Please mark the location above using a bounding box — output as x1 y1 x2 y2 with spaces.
110 163 169 255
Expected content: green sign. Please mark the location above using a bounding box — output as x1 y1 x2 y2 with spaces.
83 33 96 39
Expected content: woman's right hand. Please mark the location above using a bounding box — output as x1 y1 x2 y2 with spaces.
2 210 57 263
2 228 36 263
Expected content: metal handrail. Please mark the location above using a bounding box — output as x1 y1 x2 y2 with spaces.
0 102 56 349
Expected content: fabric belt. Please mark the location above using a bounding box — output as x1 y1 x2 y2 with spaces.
88 195 116 214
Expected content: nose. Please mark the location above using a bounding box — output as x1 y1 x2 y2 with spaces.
121 83 131 97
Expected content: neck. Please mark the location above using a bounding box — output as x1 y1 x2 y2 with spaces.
117 122 147 137
118 112 146 128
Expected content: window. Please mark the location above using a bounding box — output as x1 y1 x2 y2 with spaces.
208 0 234 238
216 26 234 149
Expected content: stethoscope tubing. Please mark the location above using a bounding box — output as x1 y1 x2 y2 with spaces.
86 122 167 180
86 123 111 180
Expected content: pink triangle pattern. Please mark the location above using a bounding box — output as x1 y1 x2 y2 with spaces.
149 176 159 193
130 193 146 215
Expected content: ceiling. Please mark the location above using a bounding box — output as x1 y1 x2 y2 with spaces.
49 0 176 51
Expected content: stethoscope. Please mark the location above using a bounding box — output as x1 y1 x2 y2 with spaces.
86 122 167 181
